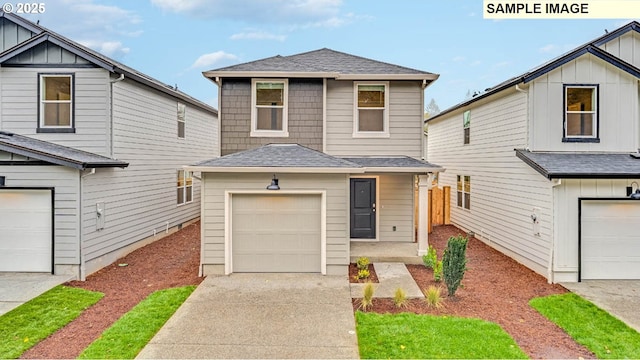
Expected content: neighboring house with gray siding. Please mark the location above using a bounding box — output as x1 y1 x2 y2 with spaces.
189 49 443 276
0 13 218 279
426 22 640 283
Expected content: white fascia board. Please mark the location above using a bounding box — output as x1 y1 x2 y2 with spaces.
184 166 365 173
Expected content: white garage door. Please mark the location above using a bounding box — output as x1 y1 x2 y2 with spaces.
582 200 640 279
0 189 52 272
232 194 321 273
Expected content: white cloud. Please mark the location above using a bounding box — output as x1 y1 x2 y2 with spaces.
150 0 348 26
79 40 130 57
230 31 286 42
539 44 558 53
191 51 239 69
452 56 465 63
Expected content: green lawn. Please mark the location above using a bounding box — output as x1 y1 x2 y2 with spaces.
79 285 196 359
0 285 103 359
530 293 640 359
355 312 527 359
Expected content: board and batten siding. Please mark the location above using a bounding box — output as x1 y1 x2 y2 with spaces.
0 67 111 156
325 80 423 158
529 54 639 152
201 172 349 275
219 79 323 155
598 30 640 69
80 79 217 276
0 165 80 275
551 178 640 282
0 17 36 52
377 174 414 242
427 90 555 279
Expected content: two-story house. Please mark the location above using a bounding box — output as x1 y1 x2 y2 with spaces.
427 22 640 283
0 13 218 279
188 48 442 275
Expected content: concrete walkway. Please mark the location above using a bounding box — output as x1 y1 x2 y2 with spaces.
137 274 359 359
561 280 640 333
350 263 424 299
0 273 74 316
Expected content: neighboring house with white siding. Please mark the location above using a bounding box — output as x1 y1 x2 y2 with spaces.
188 49 443 276
0 13 218 279
426 22 640 283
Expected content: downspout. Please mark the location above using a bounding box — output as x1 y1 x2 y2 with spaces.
109 74 125 158
548 178 563 283
79 168 97 281
322 78 327 153
515 83 530 150
215 77 222 157
421 80 427 160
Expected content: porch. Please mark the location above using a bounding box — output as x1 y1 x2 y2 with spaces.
350 241 422 265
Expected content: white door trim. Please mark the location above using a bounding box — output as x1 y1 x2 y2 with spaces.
224 190 327 275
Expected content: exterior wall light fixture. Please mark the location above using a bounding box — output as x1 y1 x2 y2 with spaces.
630 181 640 199
266 174 280 190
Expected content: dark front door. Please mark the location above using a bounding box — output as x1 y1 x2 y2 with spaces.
350 178 376 239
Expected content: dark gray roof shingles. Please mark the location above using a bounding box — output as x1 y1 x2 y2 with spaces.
516 149 640 179
0 131 128 169
342 156 442 170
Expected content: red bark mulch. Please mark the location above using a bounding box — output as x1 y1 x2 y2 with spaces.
348 262 379 283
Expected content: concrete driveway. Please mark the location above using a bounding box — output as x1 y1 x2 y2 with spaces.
0 273 74 316
137 274 360 359
562 280 640 333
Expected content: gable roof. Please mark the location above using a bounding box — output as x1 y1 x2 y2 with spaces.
516 149 640 179
0 131 128 169
0 12 217 115
427 21 640 122
203 48 439 82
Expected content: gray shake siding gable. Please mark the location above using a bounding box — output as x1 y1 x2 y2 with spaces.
220 79 323 155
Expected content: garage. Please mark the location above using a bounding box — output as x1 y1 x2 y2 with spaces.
581 199 640 280
231 193 322 273
0 188 53 272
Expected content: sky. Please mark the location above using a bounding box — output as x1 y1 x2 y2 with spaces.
20 0 636 111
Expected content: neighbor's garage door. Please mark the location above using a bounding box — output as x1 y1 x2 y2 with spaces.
232 194 321 272
0 189 52 272
581 200 640 279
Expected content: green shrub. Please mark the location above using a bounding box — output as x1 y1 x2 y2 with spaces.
393 288 408 308
422 245 438 269
424 286 444 308
358 283 375 311
442 235 468 297
433 260 443 282
356 257 370 270
357 268 370 280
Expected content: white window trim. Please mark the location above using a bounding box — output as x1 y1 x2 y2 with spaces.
250 78 289 137
177 102 186 139
564 85 598 139
353 81 390 138
39 74 73 129
177 170 194 206
457 175 471 210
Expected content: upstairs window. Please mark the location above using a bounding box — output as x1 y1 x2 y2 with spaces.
177 170 193 205
177 103 186 139
38 74 74 133
463 110 470 144
251 79 288 137
564 85 598 142
457 175 471 210
354 82 389 137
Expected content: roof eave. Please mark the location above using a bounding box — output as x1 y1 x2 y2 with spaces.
363 166 444 173
336 73 439 81
185 166 364 173
0 143 129 170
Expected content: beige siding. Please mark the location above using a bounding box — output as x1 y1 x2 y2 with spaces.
552 178 640 282
201 173 349 273
378 174 414 242
325 80 423 157
80 79 218 274
529 54 639 152
0 67 111 155
0 165 80 269
428 90 554 278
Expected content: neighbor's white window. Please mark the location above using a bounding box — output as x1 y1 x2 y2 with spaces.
564 85 598 140
39 74 73 130
177 170 193 205
177 103 186 139
463 110 470 144
251 79 288 137
354 82 389 137
457 175 470 210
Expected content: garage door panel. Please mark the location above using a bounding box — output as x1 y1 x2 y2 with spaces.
0 189 52 272
232 194 321 273
582 201 640 280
